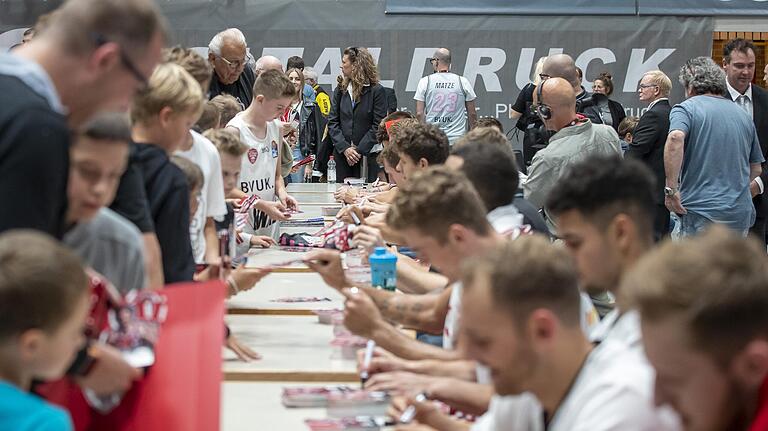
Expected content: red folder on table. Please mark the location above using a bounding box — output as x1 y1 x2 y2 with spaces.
39 281 226 431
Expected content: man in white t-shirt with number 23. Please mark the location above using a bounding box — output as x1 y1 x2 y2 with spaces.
415 48 478 145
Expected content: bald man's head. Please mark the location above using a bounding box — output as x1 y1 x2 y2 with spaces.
434 48 451 64
537 78 577 131
543 54 581 92
255 55 283 76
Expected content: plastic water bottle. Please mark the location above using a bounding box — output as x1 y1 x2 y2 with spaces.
327 156 337 184
369 247 397 291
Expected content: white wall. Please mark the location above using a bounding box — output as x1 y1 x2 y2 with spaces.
714 18 768 31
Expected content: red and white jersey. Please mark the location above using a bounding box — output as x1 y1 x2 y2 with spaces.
227 113 281 240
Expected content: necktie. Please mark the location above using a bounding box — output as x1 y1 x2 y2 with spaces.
737 94 752 116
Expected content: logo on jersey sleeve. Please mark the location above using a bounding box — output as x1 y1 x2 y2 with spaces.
247 148 259 164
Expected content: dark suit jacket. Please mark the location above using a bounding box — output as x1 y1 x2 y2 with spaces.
384 87 398 114
626 99 671 203
727 85 768 219
328 83 387 155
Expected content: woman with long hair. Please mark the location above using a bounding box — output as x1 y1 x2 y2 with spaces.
327 47 388 182
282 67 322 183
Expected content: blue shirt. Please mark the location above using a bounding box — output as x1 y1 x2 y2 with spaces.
303 84 316 104
0 382 73 431
669 94 764 231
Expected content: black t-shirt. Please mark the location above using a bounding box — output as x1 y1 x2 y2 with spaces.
513 197 549 236
110 142 155 233
133 143 195 283
0 75 70 239
208 67 256 110
512 83 541 132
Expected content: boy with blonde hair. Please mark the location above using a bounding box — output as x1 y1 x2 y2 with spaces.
131 62 204 283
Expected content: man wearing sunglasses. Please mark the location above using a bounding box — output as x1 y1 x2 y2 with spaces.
415 48 478 145
0 0 166 240
207 28 256 109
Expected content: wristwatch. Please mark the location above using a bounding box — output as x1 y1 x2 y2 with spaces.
664 186 678 197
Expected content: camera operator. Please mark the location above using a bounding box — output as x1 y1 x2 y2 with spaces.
516 54 603 167
522 78 622 213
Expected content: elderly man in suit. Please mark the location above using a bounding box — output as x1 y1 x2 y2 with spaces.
626 70 673 240
723 38 768 245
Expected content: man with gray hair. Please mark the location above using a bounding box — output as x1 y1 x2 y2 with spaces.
664 56 764 238
415 48 477 144
304 66 331 116
208 28 255 108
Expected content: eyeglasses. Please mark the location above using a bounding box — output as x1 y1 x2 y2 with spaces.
346 46 360 58
217 55 247 70
429 58 438 63
92 33 148 89
638 84 659 90
539 73 551 81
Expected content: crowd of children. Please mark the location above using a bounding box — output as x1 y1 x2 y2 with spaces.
2 1 768 430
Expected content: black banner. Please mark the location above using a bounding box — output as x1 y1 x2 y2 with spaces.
386 0 768 16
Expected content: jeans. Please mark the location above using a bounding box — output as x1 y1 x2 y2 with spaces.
671 212 749 240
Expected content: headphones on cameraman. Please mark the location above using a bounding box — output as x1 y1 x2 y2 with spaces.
535 82 552 120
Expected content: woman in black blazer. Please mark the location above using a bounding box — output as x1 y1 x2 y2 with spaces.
327 47 387 182
590 72 626 133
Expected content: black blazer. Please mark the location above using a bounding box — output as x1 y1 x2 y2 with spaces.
585 99 627 133
625 99 671 203
384 87 398 114
328 83 387 155
727 86 768 218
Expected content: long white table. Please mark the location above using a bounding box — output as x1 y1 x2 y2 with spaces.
222 381 358 431
223 315 359 381
227 272 344 315
286 183 340 193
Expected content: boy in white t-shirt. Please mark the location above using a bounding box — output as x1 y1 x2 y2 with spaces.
175 131 227 263
227 69 299 243
165 46 228 264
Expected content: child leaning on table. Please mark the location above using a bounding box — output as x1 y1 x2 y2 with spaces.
171 152 270 362
0 231 90 431
204 128 276 249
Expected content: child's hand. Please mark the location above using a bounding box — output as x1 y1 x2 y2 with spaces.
230 265 272 293
250 235 276 248
256 200 290 221
227 198 243 210
226 332 262 362
283 195 299 211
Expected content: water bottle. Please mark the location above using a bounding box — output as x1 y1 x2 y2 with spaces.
327 156 337 184
369 247 397 291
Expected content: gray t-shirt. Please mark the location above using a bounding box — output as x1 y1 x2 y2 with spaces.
669 95 764 231
64 208 147 293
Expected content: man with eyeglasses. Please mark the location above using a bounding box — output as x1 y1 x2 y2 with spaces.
626 70 673 241
0 0 166 240
414 48 477 145
207 28 256 109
